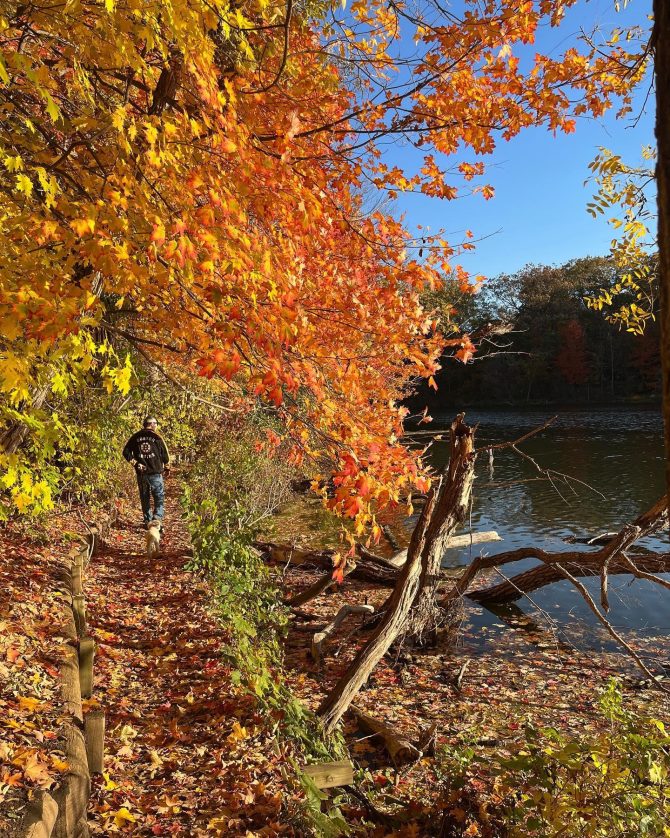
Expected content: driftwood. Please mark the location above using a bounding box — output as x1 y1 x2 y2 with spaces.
384 530 501 568
467 496 668 604
311 604 375 662
351 705 421 765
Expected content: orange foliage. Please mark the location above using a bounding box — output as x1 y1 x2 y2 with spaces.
0 0 647 524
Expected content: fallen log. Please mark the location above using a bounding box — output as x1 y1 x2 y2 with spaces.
258 540 400 587
383 530 501 568
469 551 670 603
350 705 421 765
465 496 668 604
262 530 500 589
311 604 374 662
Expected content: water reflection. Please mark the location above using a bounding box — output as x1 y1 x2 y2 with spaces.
423 408 669 647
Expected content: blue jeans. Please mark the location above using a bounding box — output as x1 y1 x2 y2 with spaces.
136 473 165 523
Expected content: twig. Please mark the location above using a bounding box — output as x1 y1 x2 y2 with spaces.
475 416 558 454
620 553 670 592
455 658 470 691
555 563 670 695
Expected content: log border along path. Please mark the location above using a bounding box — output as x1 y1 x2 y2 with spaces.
82 490 299 836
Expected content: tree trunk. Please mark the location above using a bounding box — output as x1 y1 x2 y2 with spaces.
317 487 438 734
406 415 476 641
654 0 670 503
317 414 477 733
469 550 670 604
0 382 50 454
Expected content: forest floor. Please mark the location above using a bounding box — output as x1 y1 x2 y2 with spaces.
83 491 308 836
3 489 669 837
1 490 311 837
0 508 83 835
280 556 670 835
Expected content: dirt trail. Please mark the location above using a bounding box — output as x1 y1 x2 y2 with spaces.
84 493 294 836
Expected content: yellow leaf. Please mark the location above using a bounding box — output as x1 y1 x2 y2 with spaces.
145 123 158 145
44 92 60 123
102 771 118 790
18 696 41 712
50 756 69 772
0 55 9 85
15 173 33 196
113 807 136 827
226 721 248 743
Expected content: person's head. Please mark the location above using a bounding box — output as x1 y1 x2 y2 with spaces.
143 416 158 431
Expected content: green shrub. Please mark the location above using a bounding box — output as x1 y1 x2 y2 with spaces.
435 680 670 837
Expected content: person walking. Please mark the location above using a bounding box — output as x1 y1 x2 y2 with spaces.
123 416 170 527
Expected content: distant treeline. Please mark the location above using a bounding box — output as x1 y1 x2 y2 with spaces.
414 256 660 408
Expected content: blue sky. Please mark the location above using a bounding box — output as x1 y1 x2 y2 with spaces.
384 0 655 280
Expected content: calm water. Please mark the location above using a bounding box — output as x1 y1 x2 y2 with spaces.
271 408 669 651
420 408 669 648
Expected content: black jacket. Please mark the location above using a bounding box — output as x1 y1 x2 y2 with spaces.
123 429 170 475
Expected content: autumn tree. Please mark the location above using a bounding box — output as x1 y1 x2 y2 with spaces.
556 319 589 387
0 0 649 527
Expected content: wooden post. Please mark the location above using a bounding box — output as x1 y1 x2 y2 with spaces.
20 789 59 838
71 560 83 596
84 710 105 774
72 595 86 636
78 637 95 698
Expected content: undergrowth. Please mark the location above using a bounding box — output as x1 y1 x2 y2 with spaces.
181 423 350 835
435 679 670 837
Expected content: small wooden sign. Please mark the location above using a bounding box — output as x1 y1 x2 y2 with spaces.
302 760 354 789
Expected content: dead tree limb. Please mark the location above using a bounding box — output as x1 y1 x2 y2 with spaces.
286 561 356 607
311 604 374 662
466 496 668 604
350 705 421 765
317 486 438 734
317 414 477 733
406 416 477 641
259 541 399 587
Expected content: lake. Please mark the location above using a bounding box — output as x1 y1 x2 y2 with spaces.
418 407 669 652
271 407 669 654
